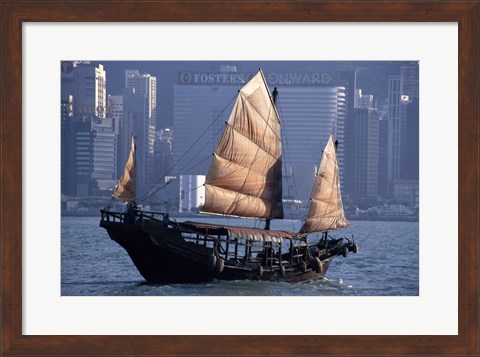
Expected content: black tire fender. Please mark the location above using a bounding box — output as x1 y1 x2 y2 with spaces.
312 257 323 274
207 254 217 272
215 257 224 273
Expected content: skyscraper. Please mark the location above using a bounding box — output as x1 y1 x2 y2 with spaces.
107 95 123 177
277 85 348 202
61 62 117 197
172 68 349 204
72 62 106 118
121 70 157 197
400 63 419 99
173 84 235 176
383 62 419 200
355 89 374 109
90 117 117 195
348 108 380 198
386 75 402 195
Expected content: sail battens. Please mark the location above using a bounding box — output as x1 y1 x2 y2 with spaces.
203 184 283 219
300 135 350 234
225 121 281 161
215 128 280 175
209 154 279 195
112 136 136 203
202 70 283 219
240 92 282 141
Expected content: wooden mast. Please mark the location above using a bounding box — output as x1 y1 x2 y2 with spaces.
265 86 279 230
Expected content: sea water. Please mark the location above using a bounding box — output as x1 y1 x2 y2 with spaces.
61 216 419 296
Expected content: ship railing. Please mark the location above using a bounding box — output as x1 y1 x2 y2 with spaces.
100 209 124 223
180 228 307 268
100 208 168 224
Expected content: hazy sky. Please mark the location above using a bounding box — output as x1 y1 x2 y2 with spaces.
82 60 415 128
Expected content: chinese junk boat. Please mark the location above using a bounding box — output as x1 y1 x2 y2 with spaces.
100 70 358 283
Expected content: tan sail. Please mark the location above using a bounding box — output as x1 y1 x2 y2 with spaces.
201 70 283 219
300 135 350 233
112 136 136 203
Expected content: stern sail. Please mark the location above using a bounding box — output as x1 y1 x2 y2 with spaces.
112 135 136 203
300 135 350 233
201 70 284 219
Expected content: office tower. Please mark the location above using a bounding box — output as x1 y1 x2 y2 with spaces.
61 95 75 196
276 85 348 203
400 62 419 99
60 62 117 197
73 62 106 118
61 61 75 102
173 84 236 175
107 95 123 177
347 108 380 198
384 62 419 200
399 62 419 180
173 68 348 204
154 128 174 180
355 89 374 109
108 95 123 130
179 175 206 212
386 75 402 196
401 97 419 179
72 119 92 197
90 117 117 195
333 70 356 200
121 70 157 197
378 116 389 198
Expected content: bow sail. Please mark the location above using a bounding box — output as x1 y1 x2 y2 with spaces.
300 135 350 233
112 136 136 203
201 70 284 219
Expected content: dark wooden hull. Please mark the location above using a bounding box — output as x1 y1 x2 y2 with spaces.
100 217 349 284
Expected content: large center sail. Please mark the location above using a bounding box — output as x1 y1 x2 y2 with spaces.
201 70 284 219
112 135 136 203
300 135 350 233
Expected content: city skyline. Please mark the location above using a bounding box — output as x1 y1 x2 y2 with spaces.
61 60 419 216
64 60 416 128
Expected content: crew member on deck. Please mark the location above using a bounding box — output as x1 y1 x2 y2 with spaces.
163 212 170 227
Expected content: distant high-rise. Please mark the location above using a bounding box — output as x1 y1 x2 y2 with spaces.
399 63 419 181
400 97 419 180
173 84 234 177
383 62 419 199
73 62 106 118
179 175 206 212
90 117 117 195
61 61 117 197
154 128 174 181
400 63 419 99
386 75 402 196
277 85 348 202
61 95 75 196
107 95 123 177
355 89 374 109
121 70 157 197
172 68 349 204
72 119 92 197
347 108 380 198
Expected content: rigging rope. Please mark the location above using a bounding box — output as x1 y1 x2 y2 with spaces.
143 152 213 206
276 96 302 230
139 93 237 203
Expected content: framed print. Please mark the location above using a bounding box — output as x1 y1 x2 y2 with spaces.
1 0 478 356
